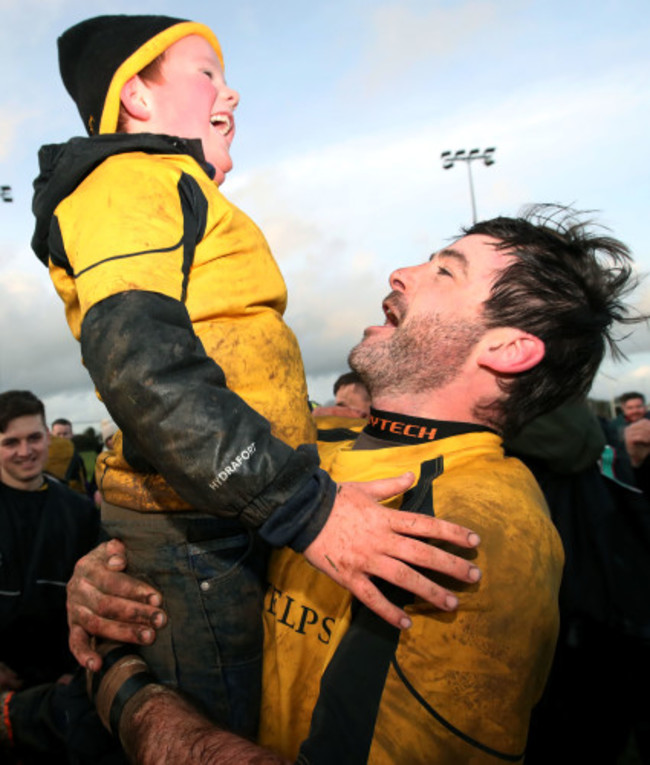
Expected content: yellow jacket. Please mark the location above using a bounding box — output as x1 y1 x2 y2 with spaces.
32 135 331 547
260 424 564 763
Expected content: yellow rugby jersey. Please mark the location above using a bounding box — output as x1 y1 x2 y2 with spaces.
260 423 564 763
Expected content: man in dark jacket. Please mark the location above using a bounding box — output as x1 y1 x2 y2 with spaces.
0 390 99 763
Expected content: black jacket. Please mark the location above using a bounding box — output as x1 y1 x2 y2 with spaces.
0 478 99 685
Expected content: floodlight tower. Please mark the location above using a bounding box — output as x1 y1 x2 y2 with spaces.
440 148 495 224
1 186 13 203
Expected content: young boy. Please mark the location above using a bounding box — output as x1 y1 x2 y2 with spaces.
30 14 331 736
31 14 477 738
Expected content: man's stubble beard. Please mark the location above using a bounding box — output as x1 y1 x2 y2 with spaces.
349 311 485 401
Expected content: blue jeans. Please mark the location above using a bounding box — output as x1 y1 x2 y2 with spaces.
101 502 268 738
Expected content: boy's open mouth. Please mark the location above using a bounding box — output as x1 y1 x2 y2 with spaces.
210 113 233 136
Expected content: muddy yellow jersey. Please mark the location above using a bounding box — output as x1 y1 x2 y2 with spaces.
48 149 315 512
260 424 564 763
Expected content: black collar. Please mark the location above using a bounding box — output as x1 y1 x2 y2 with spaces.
363 408 496 446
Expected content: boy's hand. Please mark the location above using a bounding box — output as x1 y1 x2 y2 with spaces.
67 539 167 671
303 473 481 629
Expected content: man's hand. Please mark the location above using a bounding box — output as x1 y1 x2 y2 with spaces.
0 662 22 692
624 418 650 467
304 473 481 629
67 539 167 671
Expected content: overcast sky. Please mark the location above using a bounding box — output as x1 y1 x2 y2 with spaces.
0 0 649 429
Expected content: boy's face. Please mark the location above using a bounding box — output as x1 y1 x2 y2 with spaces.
142 35 239 185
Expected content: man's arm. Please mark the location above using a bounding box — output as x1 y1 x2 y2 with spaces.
86 639 284 764
119 686 285 765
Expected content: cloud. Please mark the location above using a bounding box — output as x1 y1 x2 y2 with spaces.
305 371 339 407
0 269 95 397
353 1 500 93
5 63 645 410
0 0 77 59
224 59 650 391
592 353 650 401
229 169 389 377
0 108 38 162
40 388 108 431
236 59 650 226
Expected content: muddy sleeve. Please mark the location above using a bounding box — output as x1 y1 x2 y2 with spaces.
80 290 335 550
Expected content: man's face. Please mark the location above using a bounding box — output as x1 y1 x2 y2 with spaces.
349 235 511 397
51 422 73 439
335 383 371 418
0 414 49 490
143 35 239 185
622 397 646 423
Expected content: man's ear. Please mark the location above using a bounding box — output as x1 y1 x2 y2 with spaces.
477 327 545 374
119 75 152 124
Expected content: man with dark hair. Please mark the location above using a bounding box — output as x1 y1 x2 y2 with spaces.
333 371 371 418
0 391 45 436
51 418 74 439
605 391 650 480
313 371 372 419
602 390 650 497
463 206 635 438
0 391 99 762
618 391 647 423
67 205 640 763
47 417 89 495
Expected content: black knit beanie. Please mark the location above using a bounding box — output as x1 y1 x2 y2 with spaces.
58 15 224 135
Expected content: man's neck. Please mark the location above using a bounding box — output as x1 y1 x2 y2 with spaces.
367 363 502 433
0 471 45 492
370 389 479 427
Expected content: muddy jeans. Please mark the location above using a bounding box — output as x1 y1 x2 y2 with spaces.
101 502 268 738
